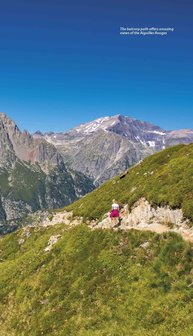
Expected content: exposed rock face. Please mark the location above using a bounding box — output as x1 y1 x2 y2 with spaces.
0 113 94 234
44 235 62 252
37 115 193 185
95 198 188 230
0 112 63 169
1 197 32 221
120 198 188 228
93 198 193 241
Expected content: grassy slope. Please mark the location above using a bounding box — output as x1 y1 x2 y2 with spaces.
1 225 193 335
65 144 193 222
1 144 193 335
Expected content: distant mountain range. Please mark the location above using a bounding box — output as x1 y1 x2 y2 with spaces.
0 112 193 233
33 114 193 185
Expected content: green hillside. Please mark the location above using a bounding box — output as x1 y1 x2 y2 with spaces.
1 144 193 335
1 224 193 336
65 144 193 223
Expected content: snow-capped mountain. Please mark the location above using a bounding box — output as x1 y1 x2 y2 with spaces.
34 114 193 185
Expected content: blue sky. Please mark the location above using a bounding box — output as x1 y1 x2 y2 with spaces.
0 0 192 132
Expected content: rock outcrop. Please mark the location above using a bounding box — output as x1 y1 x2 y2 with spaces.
121 198 187 228
94 198 193 242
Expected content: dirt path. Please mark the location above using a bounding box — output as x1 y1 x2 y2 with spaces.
39 210 193 243
119 223 193 243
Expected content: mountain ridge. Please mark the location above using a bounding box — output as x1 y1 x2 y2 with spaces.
35 114 193 184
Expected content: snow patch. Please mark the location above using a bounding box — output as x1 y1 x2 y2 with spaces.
162 136 166 149
146 130 166 135
148 141 155 147
135 136 147 147
74 117 113 134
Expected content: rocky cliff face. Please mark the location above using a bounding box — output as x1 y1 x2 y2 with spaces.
37 114 193 185
0 113 64 169
0 113 94 233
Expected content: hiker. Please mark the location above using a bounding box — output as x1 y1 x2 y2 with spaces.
110 199 120 226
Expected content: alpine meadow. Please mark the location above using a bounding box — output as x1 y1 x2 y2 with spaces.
1 144 193 336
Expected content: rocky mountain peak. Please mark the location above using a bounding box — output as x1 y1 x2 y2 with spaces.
71 115 118 135
35 113 193 185
0 112 19 132
0 113 64 168
0 112 15 122
32 131 45 141
0 113 95 231
106 114 165 138
63 114 166 140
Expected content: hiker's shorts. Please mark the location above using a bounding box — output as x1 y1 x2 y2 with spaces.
110 210 119 218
